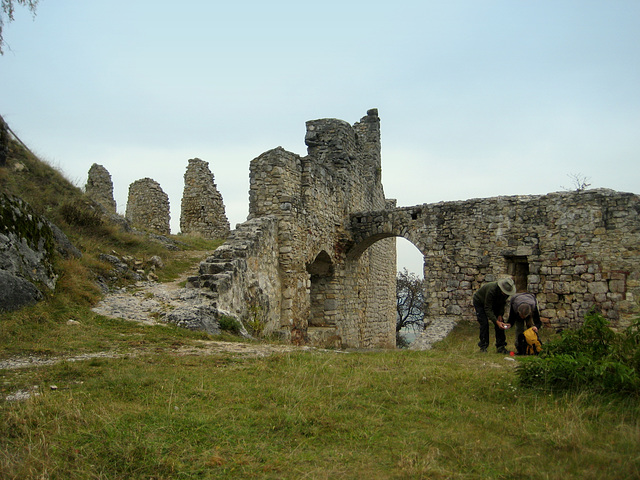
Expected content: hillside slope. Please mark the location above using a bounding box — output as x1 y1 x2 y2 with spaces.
0 122 222 356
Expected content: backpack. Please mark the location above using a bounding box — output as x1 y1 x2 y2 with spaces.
517 327 543 355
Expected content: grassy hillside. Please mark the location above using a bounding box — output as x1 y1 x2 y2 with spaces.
0 136 223 356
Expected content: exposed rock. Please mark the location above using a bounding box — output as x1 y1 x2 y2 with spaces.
48 221 82 259
0 270 43 312
0 192 59 311
164 304 221 336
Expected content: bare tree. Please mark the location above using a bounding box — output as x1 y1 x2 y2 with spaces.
1 0 39 54
396 268 426 333
561 173 591 192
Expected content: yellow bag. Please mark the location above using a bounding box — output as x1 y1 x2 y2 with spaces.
523 327 542 355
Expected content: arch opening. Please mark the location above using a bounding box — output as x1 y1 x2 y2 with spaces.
395 237 427 347
306 251 337 327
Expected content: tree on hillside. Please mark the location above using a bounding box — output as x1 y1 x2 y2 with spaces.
396 268 426 333
1 0 39 54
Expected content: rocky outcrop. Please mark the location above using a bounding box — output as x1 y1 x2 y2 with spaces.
0 192 78 312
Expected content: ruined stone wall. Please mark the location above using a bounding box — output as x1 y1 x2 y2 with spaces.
348 188 639 332
396 189 640 330
193 109 397 348
85 163 116 214
125 178 170 235
180 158 230 239
187 216 281 333
297 110 395 347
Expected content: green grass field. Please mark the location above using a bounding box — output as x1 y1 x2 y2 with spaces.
1 319 639 480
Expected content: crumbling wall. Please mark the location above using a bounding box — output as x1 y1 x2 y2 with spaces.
187 216 281 333
180 158 230 238
350 189 640 331
125 178 170 235
85 163 117 214
192 109 397 348
414 189 640 330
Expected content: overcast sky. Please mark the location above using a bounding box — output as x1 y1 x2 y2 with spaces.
2 0 639 275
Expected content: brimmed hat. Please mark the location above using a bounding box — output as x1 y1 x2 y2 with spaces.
498 277 516 296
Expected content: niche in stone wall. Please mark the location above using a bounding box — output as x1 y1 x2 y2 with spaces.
306 251 337 327
505 255 529 293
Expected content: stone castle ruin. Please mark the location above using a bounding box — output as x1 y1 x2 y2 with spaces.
90 109 640 349
180 158 230 238
125 178 171 236
189 109 397 348
186 109 640 348
85 163 117 214
90 160 230 239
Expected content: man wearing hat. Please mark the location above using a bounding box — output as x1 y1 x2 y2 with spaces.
472 277 517 353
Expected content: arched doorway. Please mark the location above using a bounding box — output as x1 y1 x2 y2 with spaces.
396 237 426 347
306 251 336 327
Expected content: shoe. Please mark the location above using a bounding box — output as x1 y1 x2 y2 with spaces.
496 347 509 354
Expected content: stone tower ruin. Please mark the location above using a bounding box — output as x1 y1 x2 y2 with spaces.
188 109 398 348
125 178 170 235
180 158 230 238
85 163 117 214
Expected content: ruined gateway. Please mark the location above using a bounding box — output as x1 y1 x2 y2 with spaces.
187 109 640 348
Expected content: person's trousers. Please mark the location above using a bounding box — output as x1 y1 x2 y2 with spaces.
474 301 506 350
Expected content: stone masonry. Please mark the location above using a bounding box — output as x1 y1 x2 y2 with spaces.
83 109 639 348
85 163 117 214
180 158 230 238
189 109 397 348
125 178 171 235
187 109 640 348
350 189 640 331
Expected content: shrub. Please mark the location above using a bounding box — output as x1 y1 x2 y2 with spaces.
245 303 266 337
218 315 242 335
516 310 640 394
59 200 103 228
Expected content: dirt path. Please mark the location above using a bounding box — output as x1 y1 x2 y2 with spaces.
91 251 208 326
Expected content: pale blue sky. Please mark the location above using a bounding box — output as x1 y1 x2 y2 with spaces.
2 1 639 275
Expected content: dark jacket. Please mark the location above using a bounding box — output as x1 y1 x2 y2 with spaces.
472 282 508 325
507 292 542 329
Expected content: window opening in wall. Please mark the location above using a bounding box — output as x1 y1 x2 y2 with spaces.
505 255 529 292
